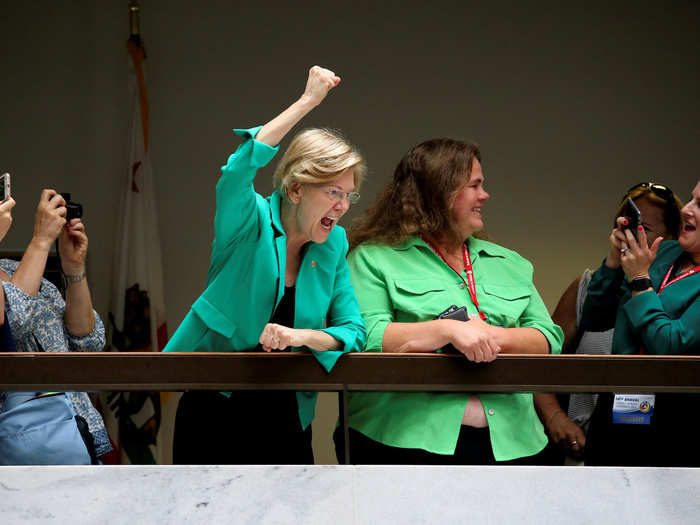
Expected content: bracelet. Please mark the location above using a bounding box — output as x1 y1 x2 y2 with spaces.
545 410 565 428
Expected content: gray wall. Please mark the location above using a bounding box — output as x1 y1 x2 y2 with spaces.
1 1 697 463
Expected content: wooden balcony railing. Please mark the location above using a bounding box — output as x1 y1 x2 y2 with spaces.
3 352 699 464
1 352 699 393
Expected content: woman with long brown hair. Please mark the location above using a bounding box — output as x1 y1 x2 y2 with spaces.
336 137 563 464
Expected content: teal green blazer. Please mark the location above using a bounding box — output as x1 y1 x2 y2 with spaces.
164 127 366 429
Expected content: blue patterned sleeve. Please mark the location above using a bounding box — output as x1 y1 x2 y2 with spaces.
65 311 106 351
1 280 48 339
2 277 106 351
38 278 106 351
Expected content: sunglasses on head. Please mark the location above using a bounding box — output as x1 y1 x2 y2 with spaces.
625 182 675 203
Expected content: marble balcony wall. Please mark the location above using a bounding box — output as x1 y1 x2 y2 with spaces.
1 465 699 524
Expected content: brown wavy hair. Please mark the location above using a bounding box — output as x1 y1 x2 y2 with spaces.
350 137 481 251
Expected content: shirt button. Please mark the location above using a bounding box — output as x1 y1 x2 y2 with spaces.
488 409 495 416
459 283 465 289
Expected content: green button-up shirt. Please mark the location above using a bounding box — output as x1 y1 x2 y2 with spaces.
346 235 563 461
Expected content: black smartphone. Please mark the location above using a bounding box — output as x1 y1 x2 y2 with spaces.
437 304 469 322
0 173 11 202
624 197 642 241
436 305 469 354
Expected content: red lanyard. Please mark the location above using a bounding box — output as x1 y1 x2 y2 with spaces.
421 236 487 321
659 263 700 293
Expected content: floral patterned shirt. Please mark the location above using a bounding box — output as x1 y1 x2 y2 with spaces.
0 258 111 456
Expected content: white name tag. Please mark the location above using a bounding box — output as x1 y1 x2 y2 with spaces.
612 394 655 425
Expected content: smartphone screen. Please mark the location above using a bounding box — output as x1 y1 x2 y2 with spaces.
624 197 642 241
0 173 10 202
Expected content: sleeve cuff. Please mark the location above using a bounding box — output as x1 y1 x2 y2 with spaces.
596 259 625 285
309 348 345 373
66 312 106 350
233 126 263 139
364 320 389 352
540 324 564 354
308 324 366 372
233 126 280 167
623 290 661 328
1 280 37 302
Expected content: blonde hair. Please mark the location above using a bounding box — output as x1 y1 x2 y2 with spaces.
273 128 366 198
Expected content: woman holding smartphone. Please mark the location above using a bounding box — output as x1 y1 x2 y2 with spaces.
581 180 700 467
534 182 684 464
164 66 366 464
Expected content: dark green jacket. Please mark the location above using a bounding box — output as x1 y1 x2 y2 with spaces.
584 241 700 355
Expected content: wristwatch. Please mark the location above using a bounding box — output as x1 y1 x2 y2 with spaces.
62 271 86 288
630 276 652 292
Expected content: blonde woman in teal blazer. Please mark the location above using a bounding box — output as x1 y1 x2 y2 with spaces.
164 66 366 464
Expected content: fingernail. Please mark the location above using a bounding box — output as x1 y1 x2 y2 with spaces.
638 225 643 231
623 219 629 225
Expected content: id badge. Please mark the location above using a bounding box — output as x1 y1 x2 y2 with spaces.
612 394 655 425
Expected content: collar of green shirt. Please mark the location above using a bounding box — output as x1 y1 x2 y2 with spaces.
393 235 508 263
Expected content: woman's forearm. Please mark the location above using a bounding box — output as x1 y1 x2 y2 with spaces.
381 320 452 353
382 320 550 354
490 326 550 354
297 329 342 351
63 278 96 337
10 237 51 296
534 393 565 426
255 97 317 147
255 66 339 147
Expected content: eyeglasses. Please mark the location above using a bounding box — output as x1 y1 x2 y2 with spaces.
320 187 361 205
626 182 675 203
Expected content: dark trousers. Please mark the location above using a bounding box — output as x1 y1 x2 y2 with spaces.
585 392 700 468
334 426 546 465
173 390 313 465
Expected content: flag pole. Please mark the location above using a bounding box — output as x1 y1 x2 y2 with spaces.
129 1 141 45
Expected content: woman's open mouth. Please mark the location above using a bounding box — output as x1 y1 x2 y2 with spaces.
320 216 337 232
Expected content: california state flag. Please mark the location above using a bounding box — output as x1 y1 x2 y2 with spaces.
100 35 171 465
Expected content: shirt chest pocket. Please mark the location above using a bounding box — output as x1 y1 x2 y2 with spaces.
392 278 455 323
480 284 531 327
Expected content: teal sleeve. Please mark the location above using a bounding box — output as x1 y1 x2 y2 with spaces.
623 292 700 355
582 260 626 332
213 126 279 252
315 234 367 371
347 246 392 352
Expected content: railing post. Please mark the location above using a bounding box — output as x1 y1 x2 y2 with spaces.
336 385 351 465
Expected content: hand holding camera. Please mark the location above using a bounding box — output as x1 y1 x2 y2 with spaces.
57 193 87 276
33 189 69 249
31 189 87 274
